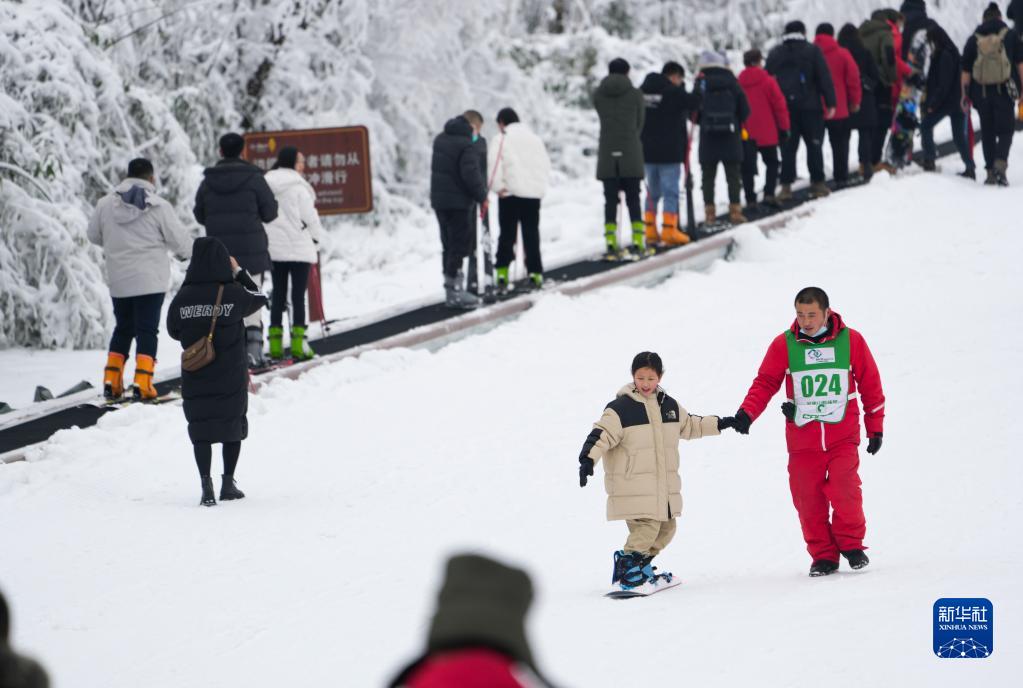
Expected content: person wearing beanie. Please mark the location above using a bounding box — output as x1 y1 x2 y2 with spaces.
1 589 51 688
739 48 790 208
262 146 324 361
814 22 862 187
960 1 1023 185
766 18 838 199
193 132 278 368
389 554 556 687
593 57 648 259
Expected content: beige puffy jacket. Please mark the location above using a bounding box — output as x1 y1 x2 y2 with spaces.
581 384 720 521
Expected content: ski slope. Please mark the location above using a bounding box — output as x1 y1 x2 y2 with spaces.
2 147 1021 687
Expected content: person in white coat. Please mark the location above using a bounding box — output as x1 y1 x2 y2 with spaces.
487 108 551 291
263 146 325 361
87 158 192 400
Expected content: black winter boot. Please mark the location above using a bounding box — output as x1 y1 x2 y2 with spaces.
200 476 216 507
841 549 870 570
220 475 246 501
809 559 839 577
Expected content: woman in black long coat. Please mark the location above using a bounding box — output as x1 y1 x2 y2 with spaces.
839 23 882 182
167 237 268 506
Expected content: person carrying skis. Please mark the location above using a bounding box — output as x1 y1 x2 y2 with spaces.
730 287 885 577
694 50 751 225
960 2 1023 186
578 351 737 593
488 107 551 292
263 146 324 362
167 237 269 507
640 61 699 246
766 20 837 200
593 58 647 259
87 158 193 401
814 23 862 188
430 112 488 308
739 48 790 208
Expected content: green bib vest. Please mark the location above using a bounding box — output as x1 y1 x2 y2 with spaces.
785 328 851 428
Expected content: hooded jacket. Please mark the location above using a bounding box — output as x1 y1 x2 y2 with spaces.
193 158 278 274
639 72 697 163
694 66 751 164
766 35 837 112
814 34 862 119
86 178 192 298
738 65 790 147
167 237 267 444
581 384 720 521
593 73 646 179
487 122 551 200
739 312 885 454
430 116 488 210
263 167 324 263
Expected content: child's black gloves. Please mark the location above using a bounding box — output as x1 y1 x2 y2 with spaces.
579 457 594 487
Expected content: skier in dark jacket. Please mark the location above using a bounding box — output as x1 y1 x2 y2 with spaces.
960 3 1023 185
921 24 976 176
839 23 882 182
193 132 278 369
695 51 751 226
594 58 647 259
639 62 698 246
766 20 837 199
167 237 268 507
1010 0 1023 28
430 113 488 309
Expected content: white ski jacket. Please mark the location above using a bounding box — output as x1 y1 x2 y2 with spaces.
263 167 324 263
487 122 551 200
87 178 192 298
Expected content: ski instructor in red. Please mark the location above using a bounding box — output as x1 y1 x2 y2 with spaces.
731 287 885 577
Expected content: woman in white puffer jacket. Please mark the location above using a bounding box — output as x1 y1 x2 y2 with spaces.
263 147 325 361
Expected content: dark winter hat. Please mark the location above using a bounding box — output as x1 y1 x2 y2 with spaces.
608 57 630 75
184 237 234 285
425 554 536 669
273 146 299 170
815 22 835 36
984 2 1002 21
900 0 927 14
219 132 245 159
784 20 806 35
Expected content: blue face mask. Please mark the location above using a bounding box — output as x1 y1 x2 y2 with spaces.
800 323 829 337
472 133 479 143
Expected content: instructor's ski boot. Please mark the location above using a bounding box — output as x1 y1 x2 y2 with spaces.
103 352 126 400
220 474 246 501
268 326 284 361
809 559 839 577
841 549 869 570
200 476 216 507
290 326 315 362
133 354 157 401
495 266 510 295
444 273 480 310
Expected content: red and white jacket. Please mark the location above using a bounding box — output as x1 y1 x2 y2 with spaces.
740 312 885 453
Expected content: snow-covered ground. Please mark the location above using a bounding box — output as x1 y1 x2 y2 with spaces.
2 140 1020 686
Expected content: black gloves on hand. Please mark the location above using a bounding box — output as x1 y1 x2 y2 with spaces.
717 416 737 431
866 433 883 455
733 409 752 435
781 401 795 421
579 457 594 487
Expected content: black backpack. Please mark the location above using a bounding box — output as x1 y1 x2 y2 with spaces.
700 81 738 133
774 49 808 105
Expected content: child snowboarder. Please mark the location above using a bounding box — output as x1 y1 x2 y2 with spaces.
578 352 736 594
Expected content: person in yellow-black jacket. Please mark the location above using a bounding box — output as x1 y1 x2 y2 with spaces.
578 351 738 594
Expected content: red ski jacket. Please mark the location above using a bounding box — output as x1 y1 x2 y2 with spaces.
739 312 885 453
889 21 913 106
814 35 862 120
738 66 790 147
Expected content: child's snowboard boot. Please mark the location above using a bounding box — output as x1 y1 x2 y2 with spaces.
103 352 126 400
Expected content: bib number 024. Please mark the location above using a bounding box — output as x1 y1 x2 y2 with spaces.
800 373 842 398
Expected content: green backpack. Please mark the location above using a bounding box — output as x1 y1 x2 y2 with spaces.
973 28 1011 85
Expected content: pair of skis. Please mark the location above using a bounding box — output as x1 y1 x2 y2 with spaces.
466 135 505 304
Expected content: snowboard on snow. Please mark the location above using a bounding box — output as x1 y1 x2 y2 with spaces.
605 573 682 599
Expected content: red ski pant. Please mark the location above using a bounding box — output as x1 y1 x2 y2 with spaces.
787 442 866 562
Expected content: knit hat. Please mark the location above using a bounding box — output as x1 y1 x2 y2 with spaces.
784 20 807 35
815 22 835 36
608 57 630 75
983 2 1001 20
273 146 299 170
698 50 729 70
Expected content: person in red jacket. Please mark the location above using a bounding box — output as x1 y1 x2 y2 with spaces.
738 49 791 208
887 11 914 107
814 24 862 187
731 287 885 577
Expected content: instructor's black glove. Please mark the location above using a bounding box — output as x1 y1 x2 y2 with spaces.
866 433 883 455
781 401 795 421
717 416 737 431
579 457 594 487
733 409 752 435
